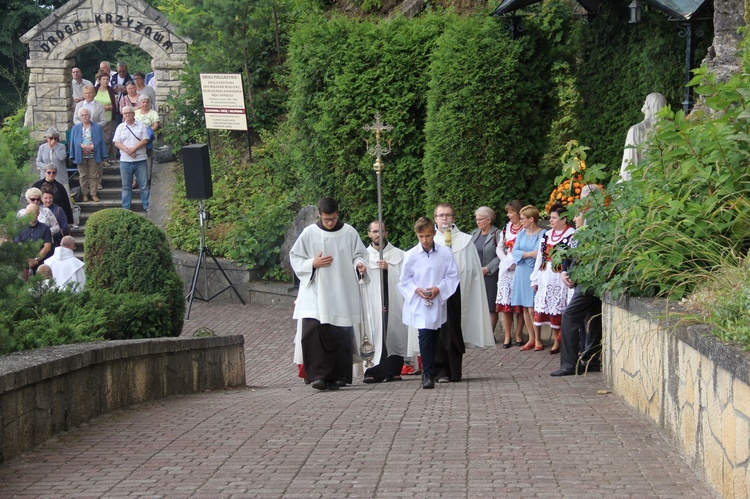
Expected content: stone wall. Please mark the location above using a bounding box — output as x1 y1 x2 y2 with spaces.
702 0 747 83
0 335 245 464
20 0 190 141
603 296 750 498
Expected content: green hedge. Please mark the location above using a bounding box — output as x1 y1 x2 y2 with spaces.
423 15 556 229
85 208 184 336
287 13 449 247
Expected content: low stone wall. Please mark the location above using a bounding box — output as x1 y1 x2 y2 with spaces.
0 335 245 464
604 296 750 498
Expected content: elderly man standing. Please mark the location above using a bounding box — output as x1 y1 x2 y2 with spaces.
14 203 53 277
432 202 495 383
361 220 409 383
113 106 150 211
46 235 85 291
71 67 92 104
291 197 368 391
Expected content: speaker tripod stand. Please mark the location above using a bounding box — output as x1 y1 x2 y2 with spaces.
185 200 246 320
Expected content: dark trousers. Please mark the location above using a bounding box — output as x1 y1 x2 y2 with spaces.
301 318 353 383
560 286 602 371
418 328 439 377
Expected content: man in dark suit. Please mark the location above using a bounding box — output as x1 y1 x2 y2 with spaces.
551 185 603 377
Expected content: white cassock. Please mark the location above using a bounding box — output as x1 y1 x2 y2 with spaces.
433 225 495 348
362 242 408 368
46 246 85 292
291 223 368 365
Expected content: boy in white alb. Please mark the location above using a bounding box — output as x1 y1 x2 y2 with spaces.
398 217 459 389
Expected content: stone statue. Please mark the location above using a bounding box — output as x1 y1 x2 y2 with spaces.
620 92 667 181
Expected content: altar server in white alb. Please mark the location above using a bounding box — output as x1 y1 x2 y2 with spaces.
399 216 459 389
431 203 495 382
290 197 368 391
46 236 85 292
361 221 409 383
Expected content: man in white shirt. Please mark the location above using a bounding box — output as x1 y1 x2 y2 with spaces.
432 203 495 382
47 236 85 292
361 221 409 383
290 197 368 391
113 106 150 211
71 67 92 103
399 217 459 389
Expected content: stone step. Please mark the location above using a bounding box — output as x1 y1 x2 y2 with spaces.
67 160 148 260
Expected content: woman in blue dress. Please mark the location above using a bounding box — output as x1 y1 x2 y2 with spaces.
511 205 546 351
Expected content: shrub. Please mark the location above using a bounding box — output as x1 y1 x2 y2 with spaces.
85 208 185 336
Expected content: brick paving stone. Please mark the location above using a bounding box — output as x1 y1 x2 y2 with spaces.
0 302 719 497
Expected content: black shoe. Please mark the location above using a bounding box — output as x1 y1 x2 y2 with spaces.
311 379 327 390
515 340 524 347
326 381 340 390
422 375 435 389
334 379 347 387
550 368 576 377
502 342 512 349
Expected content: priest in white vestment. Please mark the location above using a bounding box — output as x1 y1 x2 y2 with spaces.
46 236 85 292
433 204 495 349
290 197 368 391
361 221 408 382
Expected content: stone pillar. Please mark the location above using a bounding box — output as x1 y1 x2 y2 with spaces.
25 58 75 142
702 0 746 82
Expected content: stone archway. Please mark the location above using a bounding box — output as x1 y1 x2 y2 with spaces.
20 0 190 141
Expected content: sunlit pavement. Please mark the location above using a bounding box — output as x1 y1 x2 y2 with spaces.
0 302 715 497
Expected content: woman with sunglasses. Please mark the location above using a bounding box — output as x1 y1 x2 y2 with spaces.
35 127 69 193
16 187 61 238
32 164 74 224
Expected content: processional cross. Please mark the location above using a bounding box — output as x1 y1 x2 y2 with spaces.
360 113 393 369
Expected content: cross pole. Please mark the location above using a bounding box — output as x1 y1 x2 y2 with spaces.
363 113 393 367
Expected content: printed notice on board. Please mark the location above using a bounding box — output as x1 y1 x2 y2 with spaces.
200 73 248 131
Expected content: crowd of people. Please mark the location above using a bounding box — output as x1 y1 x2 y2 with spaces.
290 194 603 391
15 59 160 287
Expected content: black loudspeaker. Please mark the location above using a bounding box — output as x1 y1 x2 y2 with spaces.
182 144 213 199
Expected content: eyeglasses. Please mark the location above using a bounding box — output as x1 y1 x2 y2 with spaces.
45 171 57 175
475 217 488 221
435 213 454 219
134 77 143 81
320 216 338 223
29 198 41 202
122 112 134 115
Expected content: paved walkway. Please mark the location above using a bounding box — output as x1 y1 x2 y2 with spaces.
0 303 715 498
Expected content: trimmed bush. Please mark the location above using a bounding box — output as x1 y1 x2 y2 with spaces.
85 209 184 336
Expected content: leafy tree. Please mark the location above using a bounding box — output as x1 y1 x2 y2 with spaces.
0 0 66 120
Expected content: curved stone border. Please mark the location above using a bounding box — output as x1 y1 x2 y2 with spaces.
604 295 750 498
0 335 245 464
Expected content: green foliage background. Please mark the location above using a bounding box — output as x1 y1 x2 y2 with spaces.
423 16 555 230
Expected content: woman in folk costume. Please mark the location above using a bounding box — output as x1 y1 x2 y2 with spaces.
530 203 576 354
495 199 526 348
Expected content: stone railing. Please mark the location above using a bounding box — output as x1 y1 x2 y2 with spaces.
603 296 750 498
0 336 245 464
